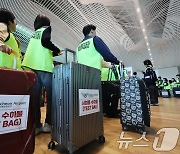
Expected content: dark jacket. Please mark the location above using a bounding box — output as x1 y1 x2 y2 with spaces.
144 66 157 86
82 35 119 64
41 26 60 56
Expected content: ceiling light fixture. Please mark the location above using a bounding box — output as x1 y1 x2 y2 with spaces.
134 0 154 66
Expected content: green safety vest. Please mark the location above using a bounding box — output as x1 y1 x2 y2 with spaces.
101 67 118 81
0 33 21 69
170 83 174 89
112 65 120 80
22 27 53 73
157 80 163 88
156 81 158 87
175 79 180 87
77 37 101 70
106 65 120 81
101 68 109 81
101 65 127 81
163 82 171 90
160 81 164 87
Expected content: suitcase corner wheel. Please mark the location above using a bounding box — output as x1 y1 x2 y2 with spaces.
136 127 146 134
48 140 55 150
122 124 146 134
122 124 128 131
48 136 105 151
98 135 105 144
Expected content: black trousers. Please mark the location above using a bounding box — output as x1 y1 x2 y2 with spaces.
158 87 163 97
147 85 159 104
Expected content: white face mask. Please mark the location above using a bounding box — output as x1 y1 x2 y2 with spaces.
89 29 96 37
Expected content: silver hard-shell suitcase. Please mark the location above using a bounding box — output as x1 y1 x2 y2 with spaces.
48 62 105 153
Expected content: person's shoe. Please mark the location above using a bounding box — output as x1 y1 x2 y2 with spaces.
42 123 51 133
153 103 159 106
151 103 159 106
35 127 42 135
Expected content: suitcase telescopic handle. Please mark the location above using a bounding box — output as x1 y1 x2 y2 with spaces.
111 64 119 80
64 48 76 63
119 61 124 78
12 50 17 69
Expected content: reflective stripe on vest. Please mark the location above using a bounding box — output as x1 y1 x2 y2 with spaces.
109 65 121 80
22 28 53 73
163 82 171 90
77 37 101 70
0 33 21 69
160 81 164 87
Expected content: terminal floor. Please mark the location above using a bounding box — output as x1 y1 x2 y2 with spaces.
35 97 180 154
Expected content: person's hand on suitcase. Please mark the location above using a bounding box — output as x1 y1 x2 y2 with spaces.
58 50 63 56
0 45 12 55
119 61 124 65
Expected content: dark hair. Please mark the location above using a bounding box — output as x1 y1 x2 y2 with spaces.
0 8 15 25
158 76 161 79
169 80 172 83
133 72 137 76
172 78 176 81
163 78 168 81
143 59 153 66
34 14 50 30
82 24 96 36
